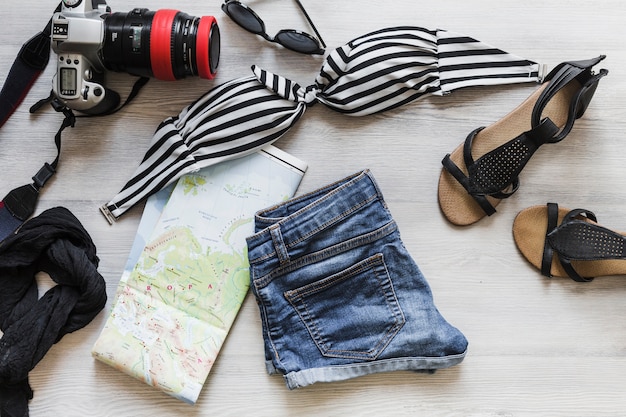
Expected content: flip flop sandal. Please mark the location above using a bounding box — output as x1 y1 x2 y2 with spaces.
513 203 626 282
438 56 608 226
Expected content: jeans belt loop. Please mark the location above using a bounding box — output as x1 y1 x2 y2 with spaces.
269 224 290 265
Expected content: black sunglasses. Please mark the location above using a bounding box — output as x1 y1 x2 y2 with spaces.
221 0 326 55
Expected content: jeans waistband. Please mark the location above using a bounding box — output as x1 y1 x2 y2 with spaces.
246 170 386 266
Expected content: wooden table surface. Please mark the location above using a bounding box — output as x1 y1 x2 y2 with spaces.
2 0 626 415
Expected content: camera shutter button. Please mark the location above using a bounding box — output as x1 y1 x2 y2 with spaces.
93 87 103 97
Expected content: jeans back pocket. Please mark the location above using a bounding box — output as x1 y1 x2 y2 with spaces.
284 253 405 360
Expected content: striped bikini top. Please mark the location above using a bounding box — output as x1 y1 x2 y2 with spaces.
101 26 544 222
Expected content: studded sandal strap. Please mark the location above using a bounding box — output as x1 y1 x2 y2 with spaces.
541 202 560 277
466 118 559 196
543 204 626 283
548 208 598 283
543 205 597 282
441 118 559 217
531 56 608 143
441 152 497 216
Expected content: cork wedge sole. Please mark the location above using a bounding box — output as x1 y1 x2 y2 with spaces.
438 56 607 226
513 204 626 281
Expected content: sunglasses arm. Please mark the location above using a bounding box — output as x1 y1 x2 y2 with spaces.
294 0 326 48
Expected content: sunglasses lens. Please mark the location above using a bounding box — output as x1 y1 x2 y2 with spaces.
224 2 264 34
275 30 321 54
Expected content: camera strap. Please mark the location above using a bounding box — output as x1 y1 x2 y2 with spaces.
0 9 59 241
0 104 74 241
0 5 58 128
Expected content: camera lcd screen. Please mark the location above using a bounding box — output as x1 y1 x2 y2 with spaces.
60 67 77 95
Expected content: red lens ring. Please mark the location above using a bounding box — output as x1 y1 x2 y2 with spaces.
196 16 217 79
150 9 177 81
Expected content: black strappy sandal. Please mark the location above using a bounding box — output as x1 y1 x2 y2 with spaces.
513 203 626 282
438 56 608 226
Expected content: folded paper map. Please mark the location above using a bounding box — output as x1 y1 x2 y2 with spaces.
92 145 307 403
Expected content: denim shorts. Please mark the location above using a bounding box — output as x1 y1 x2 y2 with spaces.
246 170 468 389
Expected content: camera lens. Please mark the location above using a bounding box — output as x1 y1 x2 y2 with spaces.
101 8 220 81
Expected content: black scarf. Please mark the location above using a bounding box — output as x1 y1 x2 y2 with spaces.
0 207 107 417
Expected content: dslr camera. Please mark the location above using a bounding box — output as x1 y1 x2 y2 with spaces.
51 0 220 114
